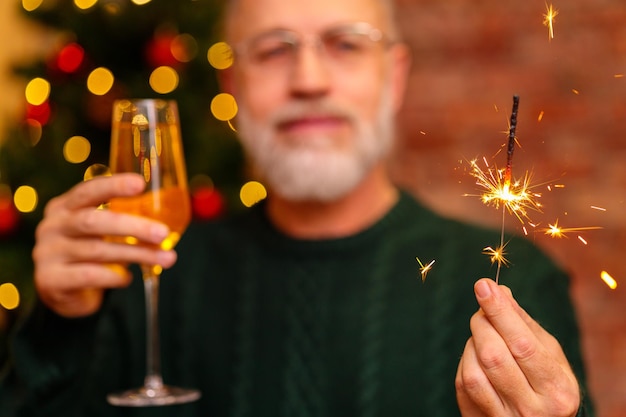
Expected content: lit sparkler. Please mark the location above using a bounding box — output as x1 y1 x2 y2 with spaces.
543 3 558 40
468 96 541 282
416 257 435 282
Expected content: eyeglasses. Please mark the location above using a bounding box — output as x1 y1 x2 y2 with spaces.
232 22 392 74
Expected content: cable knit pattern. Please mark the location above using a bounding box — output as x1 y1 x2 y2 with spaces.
5 191 593 417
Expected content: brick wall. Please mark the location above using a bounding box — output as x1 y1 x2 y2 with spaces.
392 1 626 416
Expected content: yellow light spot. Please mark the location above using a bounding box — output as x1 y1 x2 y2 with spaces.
63 136 92 164
25 78 50 106
600 271 617 290
207 42 234 70
572 89 579 95
14 186 38 213
131 0 151 4
149 66 179 94
0 283 20 310
211 93 238 121
171 34 198 63
74 0 98 10
87 67 115 95
240 181 267 207
84 164 111 181
537 110 544 122
22 0 44 12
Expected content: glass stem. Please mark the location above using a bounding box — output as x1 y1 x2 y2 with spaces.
143 270 164 391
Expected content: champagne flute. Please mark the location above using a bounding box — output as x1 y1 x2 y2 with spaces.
106 99 200 406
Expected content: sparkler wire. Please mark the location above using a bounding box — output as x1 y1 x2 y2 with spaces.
495 95 520 283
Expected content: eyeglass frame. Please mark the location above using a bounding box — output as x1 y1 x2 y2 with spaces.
230 22 396 73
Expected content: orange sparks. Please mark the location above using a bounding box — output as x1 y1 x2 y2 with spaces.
543 3 558 39
542 219 602 239
416 257 435 282
483 245 509 268
466 159 542 224
591 205 607 211
538 110 545 122
600 271 617 290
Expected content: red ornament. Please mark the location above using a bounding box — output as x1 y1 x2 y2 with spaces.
0 194 19 237
145 34 180 68
191 186 225 220
57 42 85 73
26 101 51 125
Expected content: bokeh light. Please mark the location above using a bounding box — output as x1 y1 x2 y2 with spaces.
149 66 179 94
84 163 111 181
63 136 92 164
13 186 38 213
74 0 98 10
207 42 233 70
22 0 44 12
0 283 20 310
211 93 238 121
57 43 85 73
25 78 50 106
171 34 198 63
87 67 115 95
131 0 152 5
240 181 267 207
25 119 43 145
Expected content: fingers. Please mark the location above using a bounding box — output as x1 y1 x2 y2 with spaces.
456 339 504 417
32 174 179 318
468 278 580 415
46 173 145 212
474 279 556 387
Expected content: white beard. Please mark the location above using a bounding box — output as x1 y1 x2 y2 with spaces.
235 83 395 202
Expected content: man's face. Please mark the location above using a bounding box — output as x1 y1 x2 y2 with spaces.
224 0 408 201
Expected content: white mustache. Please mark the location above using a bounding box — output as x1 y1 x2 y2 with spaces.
268 100 356 126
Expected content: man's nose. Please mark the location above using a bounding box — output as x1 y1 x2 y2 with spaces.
288 41 331 99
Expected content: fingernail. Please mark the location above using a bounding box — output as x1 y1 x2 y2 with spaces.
475 280 492 300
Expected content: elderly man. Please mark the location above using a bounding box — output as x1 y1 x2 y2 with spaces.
6 0 591 416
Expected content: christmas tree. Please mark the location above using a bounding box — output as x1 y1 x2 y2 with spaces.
0 0 248 368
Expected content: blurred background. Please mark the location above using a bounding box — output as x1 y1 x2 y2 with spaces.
0 0 624 416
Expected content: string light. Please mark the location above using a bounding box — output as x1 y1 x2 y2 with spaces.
87 67 114 95
13 186 38 213
0 283 20 310
25 78 50 106
240 181 267 207
63 136 92 164
22 0 43 12
211 93 238 121
208 42 234 70
149 66 179 94
74 0 98 10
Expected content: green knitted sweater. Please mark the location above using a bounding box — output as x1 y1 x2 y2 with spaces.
6 191 592 416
